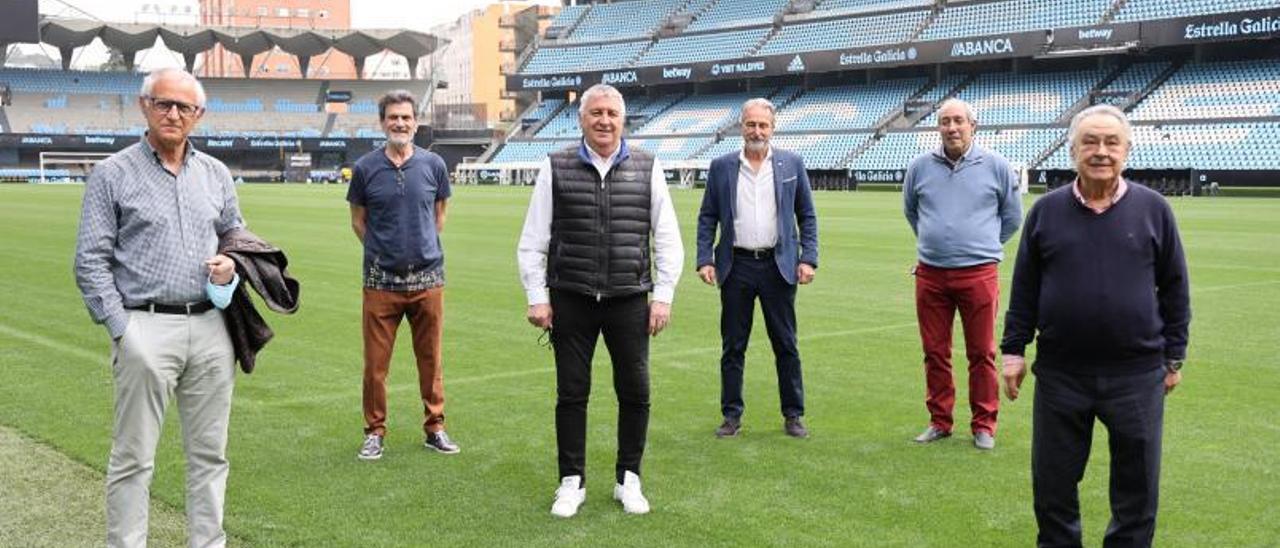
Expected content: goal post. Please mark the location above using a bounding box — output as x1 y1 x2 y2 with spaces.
38 151 114 184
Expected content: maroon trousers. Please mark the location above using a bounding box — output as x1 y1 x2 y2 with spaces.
362 287 445 437
914 262 1000 436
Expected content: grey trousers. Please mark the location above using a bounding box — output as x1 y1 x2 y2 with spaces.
107 309 235 548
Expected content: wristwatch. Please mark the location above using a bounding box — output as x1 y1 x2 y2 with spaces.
1165 359 1184 373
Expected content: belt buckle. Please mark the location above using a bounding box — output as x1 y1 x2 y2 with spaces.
184 302 196 314
753 248 768 259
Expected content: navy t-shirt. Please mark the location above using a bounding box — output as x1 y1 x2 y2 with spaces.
346 146 452 274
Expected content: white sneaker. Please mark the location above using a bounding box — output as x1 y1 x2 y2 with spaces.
550 475 585 518
612 471 650 515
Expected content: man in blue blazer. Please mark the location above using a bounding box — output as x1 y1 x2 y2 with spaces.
696 98 819 439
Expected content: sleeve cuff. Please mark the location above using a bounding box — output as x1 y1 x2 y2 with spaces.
526 288 549 306
652 285 675 304
105 312 130 340
1164 347 1186 361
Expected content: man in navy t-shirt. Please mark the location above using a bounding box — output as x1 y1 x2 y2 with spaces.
1002 104 1190 547
346 90 458 460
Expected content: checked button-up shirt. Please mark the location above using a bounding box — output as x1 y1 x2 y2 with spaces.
74 136 244 339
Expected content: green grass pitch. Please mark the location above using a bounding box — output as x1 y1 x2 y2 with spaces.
0 184 1277 546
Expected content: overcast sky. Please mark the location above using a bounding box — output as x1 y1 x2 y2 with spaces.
27 0 558 71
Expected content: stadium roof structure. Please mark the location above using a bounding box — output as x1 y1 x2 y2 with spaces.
12 18 443 78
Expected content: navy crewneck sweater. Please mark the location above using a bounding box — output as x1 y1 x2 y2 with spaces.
1001 183 1190 375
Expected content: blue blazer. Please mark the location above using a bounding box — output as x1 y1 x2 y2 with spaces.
696 148 819 285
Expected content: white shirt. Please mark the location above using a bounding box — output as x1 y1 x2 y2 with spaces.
517 143 684 305
733 147 778 250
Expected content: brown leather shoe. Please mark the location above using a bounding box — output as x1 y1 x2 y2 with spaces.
715 418 741 438
784 417 809 438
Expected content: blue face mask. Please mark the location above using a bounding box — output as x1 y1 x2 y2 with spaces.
206 272 240 309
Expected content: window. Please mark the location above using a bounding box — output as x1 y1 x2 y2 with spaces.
277 7 290 18
318 10 329 18
256 6 268 17
297 8 310 18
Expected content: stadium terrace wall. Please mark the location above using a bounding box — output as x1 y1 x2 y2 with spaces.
507 8 1280 92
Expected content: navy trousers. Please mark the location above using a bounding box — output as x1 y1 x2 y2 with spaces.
1032 364 1166 548
719 251 804 420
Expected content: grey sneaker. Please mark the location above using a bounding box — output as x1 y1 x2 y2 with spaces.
357 434 383 460
425 431 460 454
914 426 952 444
974 431 995 450
784 417 809 438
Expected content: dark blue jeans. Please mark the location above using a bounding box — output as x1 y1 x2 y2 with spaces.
719 253 804 420
1032 364 1166 548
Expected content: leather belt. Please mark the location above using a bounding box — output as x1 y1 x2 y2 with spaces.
126 300 216 315
732 247 774 259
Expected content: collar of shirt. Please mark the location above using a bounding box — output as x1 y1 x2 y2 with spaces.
1072 177 1129 214
931 142 979 168
140 133 196 171
738 146 774 175
580 138 626 179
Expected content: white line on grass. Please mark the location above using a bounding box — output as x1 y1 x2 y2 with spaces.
0 323 103 364
1191 279 1280 294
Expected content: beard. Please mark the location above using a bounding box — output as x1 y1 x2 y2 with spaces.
386 133 413 147
744 138 769 154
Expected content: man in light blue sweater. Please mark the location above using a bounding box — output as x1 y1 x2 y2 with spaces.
903 98 1022 450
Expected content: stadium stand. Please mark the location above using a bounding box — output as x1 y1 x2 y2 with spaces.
560 0 683 42
6 2 1280 192
686 0 791 32
813 0 933 15
1113 0 1280 23
922 70 1102 126
756 10 928 55
1129 59 1280 121
918 0 1108 41
773 78 927 130
636 28 771 66
520 41 648 74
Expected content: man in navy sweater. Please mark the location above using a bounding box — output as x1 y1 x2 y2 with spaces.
1001 105 1190 547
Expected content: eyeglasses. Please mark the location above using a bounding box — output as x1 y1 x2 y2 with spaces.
145 97 202 118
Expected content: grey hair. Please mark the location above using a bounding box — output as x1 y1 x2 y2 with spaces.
377 89 418 120
739 98 776 123
140 68 206 107
578 84 625 117
1068 104 1133 151
936 98 977 124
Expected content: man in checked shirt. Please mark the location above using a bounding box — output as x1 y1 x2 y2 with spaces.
75 68 243 547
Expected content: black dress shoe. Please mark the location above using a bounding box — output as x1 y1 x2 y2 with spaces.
784 417 809 438
715 418 741 438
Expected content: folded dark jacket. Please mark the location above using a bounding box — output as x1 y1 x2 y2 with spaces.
218 228 301 374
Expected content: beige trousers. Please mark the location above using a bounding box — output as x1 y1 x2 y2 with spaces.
106 309 235 548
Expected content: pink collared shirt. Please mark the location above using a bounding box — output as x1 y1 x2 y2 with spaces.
1072 178 1128 214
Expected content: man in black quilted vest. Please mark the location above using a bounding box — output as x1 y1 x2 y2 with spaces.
517 84 684 518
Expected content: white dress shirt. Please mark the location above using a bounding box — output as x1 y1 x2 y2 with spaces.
733 147 778 250
517 143 684 305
